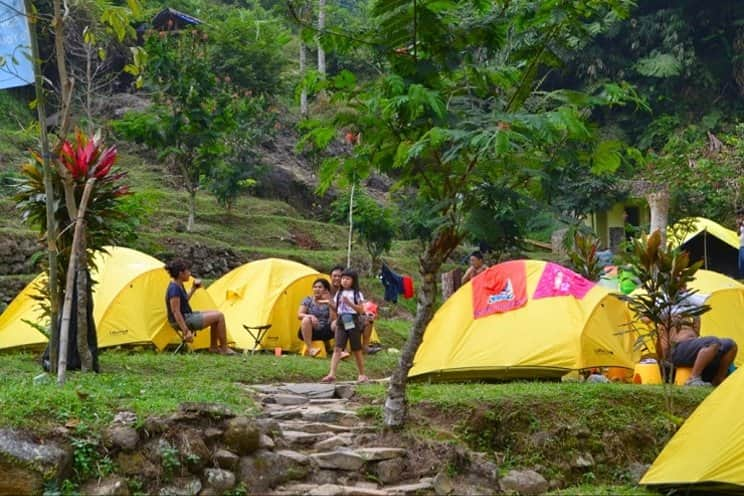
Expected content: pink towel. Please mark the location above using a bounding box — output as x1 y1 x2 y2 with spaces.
533 262 595 300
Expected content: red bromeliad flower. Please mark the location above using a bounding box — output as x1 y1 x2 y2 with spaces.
58 131 118 181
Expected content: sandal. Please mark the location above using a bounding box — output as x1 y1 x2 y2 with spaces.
340 351 351 360
219 348 237 356
357 375 370 383
183 331 194 343
307 347 321 358
320 375 336 383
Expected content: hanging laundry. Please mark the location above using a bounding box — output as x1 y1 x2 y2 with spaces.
380 263 405 303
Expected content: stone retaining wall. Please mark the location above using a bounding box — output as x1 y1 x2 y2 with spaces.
0 231 40 276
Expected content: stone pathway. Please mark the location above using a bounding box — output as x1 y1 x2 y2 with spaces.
244 382 438 496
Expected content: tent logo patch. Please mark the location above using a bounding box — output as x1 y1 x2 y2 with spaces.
487 280 515 304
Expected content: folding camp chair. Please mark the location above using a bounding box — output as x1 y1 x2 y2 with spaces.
243 324 272 355
172 326 199 355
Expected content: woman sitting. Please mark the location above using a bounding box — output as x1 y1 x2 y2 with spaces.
165 258 234 355
297 278 335 357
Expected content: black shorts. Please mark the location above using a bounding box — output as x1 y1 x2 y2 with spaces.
671 336 735 382
334 314 362 352
297 323 333 342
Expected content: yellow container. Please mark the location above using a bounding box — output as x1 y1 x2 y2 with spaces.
633 363 662 385
300 340 328 358
674 367 693 385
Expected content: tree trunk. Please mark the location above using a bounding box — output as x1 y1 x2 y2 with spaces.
440 268 463 300
187 189 196 232
647 189 670 244
25 0 60 371
383 228 461 428
76 236 93 371
299 41 308 117
317 0 326 76
58 178 96 385
53 0 72 111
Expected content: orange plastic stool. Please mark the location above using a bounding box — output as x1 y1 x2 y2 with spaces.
300 340 328 358
674 367 693 385
633 363 662 384
606 367 631 382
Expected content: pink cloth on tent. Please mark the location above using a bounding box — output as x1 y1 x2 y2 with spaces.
472 260 528 318
533 262 595 300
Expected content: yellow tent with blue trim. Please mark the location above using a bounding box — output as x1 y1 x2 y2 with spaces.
409 260 636 381
641 368 744 492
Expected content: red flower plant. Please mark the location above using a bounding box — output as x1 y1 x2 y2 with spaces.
59 131 118 181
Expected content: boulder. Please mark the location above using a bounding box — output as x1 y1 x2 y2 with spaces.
223 416 260 455
203 468 236 493
175 428 210 472
310 450 366 471
213 448 240 471
374 458 405 485
157 476 202 496
499 469 548 496
104 425 140 452
0 429 71 494
79 475 130 496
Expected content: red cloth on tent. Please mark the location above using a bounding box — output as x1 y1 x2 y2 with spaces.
532 262 595 300
472 261 527 318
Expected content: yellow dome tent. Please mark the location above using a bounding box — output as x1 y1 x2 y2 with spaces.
89 247 221 350
208 258 328 352
641 368 744 492
668 217 739 278
0 246 220 351
631 269 744 368
409 260 636 381
0 275 49 351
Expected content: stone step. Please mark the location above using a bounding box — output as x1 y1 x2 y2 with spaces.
281 430 336 446
278 421 368 434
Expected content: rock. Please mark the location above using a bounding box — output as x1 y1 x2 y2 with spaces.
310 450 366 471
204 428 223 442
384 480 435 495
112 411 138 426
116 452 158 478
530 431 551 448
334 384 356 399
572 454 594 468
300 407 359 425
468 452 499 482
308 484 345 496
282 430 333 446
0 429 71 494
255 418 282 435
280 421 354 434
585 374 610 383
259 433 276 449
213 448 240 471
179 402 235 419
143 416 169 436
354 447 407 461
79 475 130 496
281 383 336 398
223 416 260 455
627 462 650 484
105 425 139 451
275 449 311 465
251 385 282 395
499 469 548 496
203 468 236 492
314 435 352 451
374 458 404 485
238 449 309 491
175 429 210 472
433 471 455 495
158 476 202 496
270 394 309 406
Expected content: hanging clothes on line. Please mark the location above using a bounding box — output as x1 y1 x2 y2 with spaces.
380 262 405 303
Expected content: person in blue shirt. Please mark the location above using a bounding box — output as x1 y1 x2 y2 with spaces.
165 258 234 355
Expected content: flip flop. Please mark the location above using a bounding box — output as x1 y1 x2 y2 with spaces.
357 375 370 383
308 347 321 358
183 332 194 343
219 348 237 355
320 375 336 383
340 351 351 360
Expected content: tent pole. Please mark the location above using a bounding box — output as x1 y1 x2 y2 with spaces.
704 230 708 270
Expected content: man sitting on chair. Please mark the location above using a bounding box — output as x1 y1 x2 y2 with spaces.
165 258 234 355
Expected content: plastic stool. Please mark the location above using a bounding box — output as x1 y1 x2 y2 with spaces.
674 367 693 385
633 363 662 384
300 340 328 358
